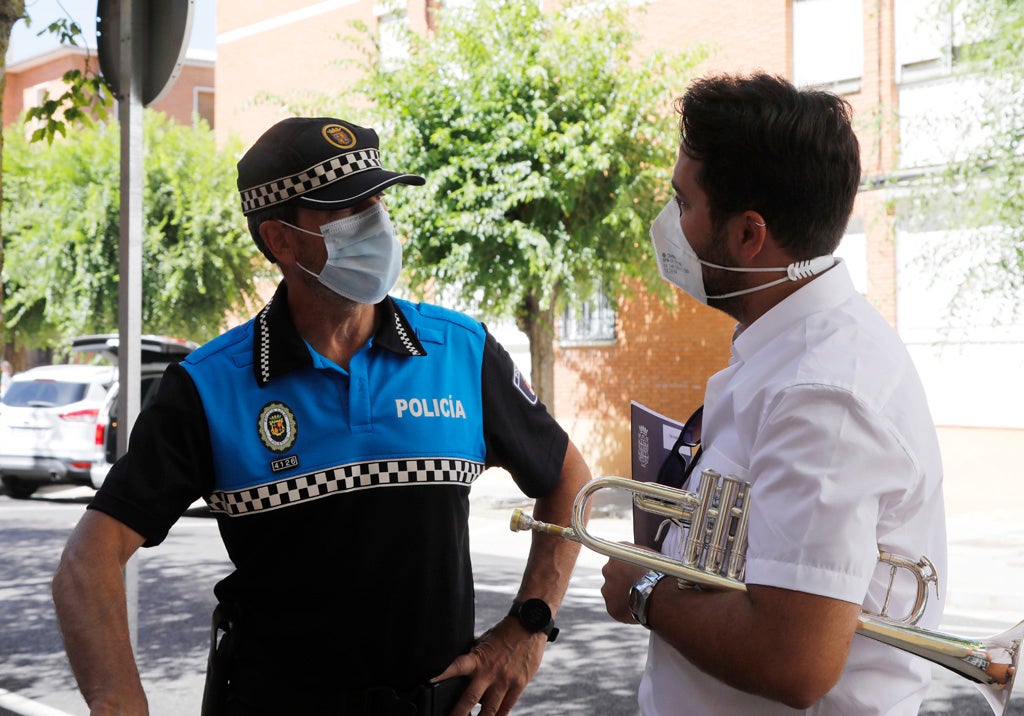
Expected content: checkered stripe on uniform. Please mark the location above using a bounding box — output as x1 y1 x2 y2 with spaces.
239 148 382 213
256 299 273 385
393 310 423 356
208 457 484 516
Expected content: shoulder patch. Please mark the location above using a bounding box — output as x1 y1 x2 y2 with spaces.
258 401 298 453
513 365 538 406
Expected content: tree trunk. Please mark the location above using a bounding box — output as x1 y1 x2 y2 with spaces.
0 1 27 353
516 292 557 412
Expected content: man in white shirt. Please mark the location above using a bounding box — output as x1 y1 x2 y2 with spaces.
600 73 947 714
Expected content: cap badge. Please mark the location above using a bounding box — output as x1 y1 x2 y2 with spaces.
323 124 357 150
258 401 298 453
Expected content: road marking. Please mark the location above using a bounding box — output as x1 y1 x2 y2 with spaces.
0 689 75 716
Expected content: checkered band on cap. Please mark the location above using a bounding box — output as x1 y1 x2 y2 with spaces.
240 148 382 214
208 457 484 516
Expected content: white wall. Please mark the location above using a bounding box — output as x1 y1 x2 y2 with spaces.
896 229 1024 428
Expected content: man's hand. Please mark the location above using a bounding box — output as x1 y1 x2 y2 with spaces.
431 617 546 716
600 550 651 624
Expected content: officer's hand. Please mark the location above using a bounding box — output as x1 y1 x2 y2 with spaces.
431 616 546 716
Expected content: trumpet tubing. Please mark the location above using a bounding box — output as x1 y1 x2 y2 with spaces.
510 474 1021 716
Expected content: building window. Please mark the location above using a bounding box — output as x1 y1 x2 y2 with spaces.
376 9 409 71
195 87 215 129
893 0 977 83
560 290 616 344
792 0 863 92
894 0 989 170
23 83 54 138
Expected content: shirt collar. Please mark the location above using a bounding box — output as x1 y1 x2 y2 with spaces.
731 258 854 364
252 282 428 386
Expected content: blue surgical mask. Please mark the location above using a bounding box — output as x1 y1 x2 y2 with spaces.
282 202 402 304
649 199 834 304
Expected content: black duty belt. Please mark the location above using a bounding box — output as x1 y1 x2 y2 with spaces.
338 676 469 716
219 676 471 716
204 603 470 716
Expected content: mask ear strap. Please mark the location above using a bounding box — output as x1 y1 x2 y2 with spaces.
787 256 835 280
294 261 320 280
277 220 322 238
705 256 835 300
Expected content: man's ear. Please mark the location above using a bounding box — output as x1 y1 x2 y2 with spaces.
260 220 294 264
733 211 768 262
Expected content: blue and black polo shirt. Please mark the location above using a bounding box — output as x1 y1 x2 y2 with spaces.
90 281 569 707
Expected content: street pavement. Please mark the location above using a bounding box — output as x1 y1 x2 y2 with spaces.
1 467 1022 715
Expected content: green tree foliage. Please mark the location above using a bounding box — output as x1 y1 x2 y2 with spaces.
950 0 1024 304
22 17 112 144
312 0 703 402
903 0 1023 314
2 112 262 351
1 4 114 362
0 0 27 358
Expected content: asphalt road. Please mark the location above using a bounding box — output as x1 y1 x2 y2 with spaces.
0 487 1019 715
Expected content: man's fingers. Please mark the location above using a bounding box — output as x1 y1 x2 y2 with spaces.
447 680 488 716
431 651 479 683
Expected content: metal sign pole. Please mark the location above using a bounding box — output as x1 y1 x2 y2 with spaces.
98 0 194 654
116 0 144 650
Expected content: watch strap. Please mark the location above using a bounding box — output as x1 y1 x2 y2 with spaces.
628 570 666 629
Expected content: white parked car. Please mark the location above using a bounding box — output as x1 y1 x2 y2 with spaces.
0 364 115 499
0 334 197 499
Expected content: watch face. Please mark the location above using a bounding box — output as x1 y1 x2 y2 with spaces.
517 598 552 631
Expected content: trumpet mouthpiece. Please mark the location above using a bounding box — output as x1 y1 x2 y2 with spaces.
510 509 532 532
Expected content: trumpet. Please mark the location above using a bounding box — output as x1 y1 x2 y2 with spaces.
510 473 1023 716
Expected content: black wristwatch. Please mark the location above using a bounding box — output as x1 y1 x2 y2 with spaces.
508 598 559 642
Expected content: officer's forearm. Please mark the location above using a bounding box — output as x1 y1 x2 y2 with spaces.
53 511 149 714
515 441 591 612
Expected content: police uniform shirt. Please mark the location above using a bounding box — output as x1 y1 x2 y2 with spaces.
89 282 569 705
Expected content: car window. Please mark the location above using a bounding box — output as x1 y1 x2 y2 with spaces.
106 374 165 421
2 380 89 408
142 375 164 406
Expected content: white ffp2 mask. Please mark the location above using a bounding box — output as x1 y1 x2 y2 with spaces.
649 199 834 304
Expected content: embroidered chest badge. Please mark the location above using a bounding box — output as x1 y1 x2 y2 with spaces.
258 401 298 453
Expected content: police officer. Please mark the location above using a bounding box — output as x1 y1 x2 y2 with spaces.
53 117 592 716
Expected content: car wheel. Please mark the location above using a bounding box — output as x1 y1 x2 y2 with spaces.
1 475 39 500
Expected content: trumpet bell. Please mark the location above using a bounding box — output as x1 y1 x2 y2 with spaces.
962 619 1021 716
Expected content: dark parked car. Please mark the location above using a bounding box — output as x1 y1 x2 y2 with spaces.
84 334 198 488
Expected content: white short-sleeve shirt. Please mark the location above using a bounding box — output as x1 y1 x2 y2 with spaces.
640 261 948 715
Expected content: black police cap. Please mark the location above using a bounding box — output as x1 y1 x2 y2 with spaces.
237 117 424 216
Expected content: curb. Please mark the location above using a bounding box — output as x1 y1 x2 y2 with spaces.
0 690 74 716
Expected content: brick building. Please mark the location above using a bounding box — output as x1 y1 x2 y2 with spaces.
3 45 215 130
68 2 1024 479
